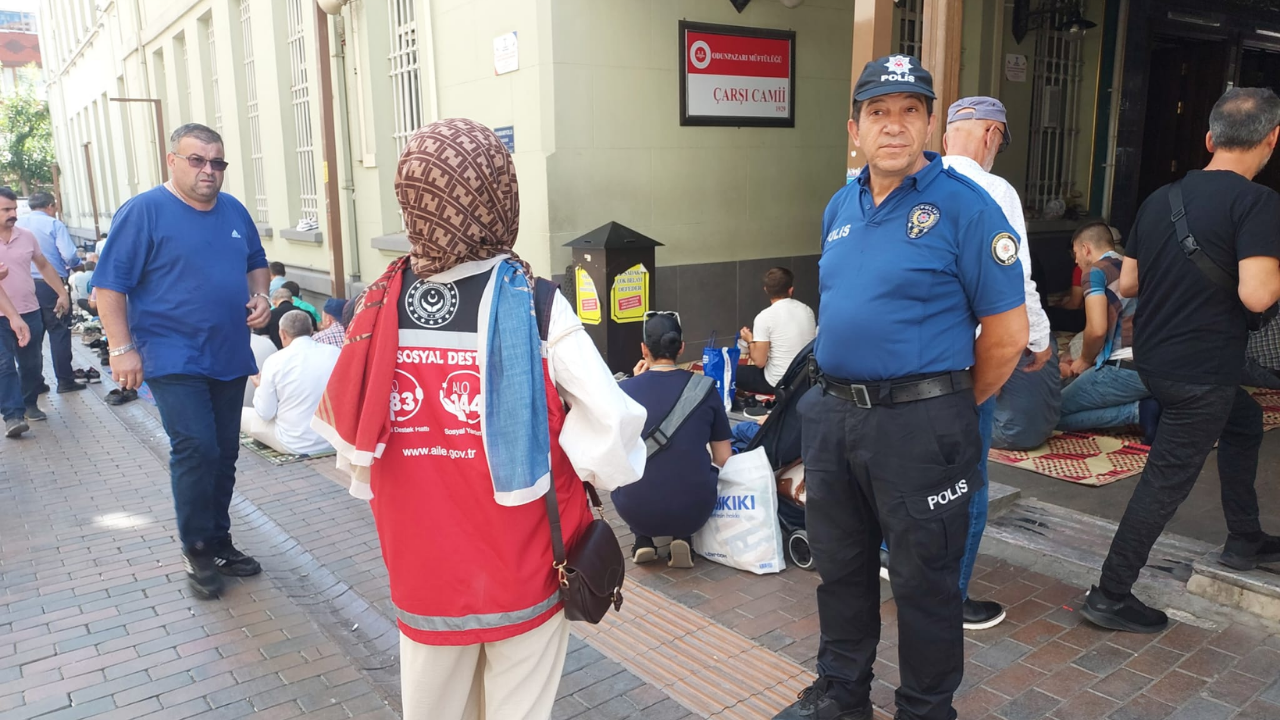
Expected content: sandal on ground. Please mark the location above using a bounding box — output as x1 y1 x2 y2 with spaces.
105 389 137 406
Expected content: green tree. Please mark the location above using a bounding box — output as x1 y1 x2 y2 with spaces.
0 85 54 195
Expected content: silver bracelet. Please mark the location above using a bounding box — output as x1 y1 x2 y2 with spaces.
108 343 136 357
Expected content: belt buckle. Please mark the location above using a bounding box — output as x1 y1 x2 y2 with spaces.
850 384 871 409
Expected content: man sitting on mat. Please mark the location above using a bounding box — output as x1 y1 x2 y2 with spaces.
737 267 816 396
241 310 339 455
1058 223 1160 444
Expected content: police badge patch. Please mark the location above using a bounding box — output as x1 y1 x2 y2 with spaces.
907 204 940 239
991 233 1019 266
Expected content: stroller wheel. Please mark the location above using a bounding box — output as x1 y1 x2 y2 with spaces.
787 530 815 570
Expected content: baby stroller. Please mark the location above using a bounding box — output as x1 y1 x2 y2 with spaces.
743 340 817 570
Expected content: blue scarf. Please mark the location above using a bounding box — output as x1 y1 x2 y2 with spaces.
482 260 552 506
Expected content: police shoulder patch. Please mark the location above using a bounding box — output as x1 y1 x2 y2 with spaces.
906 204 940 239
991 232 1019 266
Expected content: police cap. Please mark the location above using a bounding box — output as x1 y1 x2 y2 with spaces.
853 55 936 102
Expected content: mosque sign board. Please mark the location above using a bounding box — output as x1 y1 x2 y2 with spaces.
680 21 796 128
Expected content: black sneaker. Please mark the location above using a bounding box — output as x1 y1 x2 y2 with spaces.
56 382 87 394
212 539 262 577
772 680 872 720
5 417 28 438
184 551 225 599
1079 586 1168 634
632 535 658 564
24 406 47 422
1219 532 1280 571
963 599 1007 630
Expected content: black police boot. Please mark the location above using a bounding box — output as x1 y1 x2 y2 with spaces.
1219 532 1280 571
1079 586 1167 634
772 679 872 720
184 550 225 600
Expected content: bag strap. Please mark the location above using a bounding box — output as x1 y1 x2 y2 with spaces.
1169 180 1239 297
535 276 604 573
643 374 717 458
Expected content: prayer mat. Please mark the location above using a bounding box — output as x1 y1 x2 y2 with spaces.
988 386 1280 487
239 433 337 466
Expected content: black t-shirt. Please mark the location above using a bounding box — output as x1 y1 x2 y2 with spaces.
1129 170 1280 386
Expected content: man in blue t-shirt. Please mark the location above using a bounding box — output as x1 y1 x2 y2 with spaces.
775 57 1027 720
94 123 272 600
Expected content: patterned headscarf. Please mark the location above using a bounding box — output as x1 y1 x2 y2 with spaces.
395 118 524 278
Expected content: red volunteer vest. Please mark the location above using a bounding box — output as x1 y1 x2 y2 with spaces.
371 264 591 646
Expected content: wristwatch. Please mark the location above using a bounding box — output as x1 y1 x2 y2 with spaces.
108 343 136 357
251 293 270 302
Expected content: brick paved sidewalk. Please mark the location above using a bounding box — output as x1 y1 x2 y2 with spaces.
0 352 693 720
8 349 1280 720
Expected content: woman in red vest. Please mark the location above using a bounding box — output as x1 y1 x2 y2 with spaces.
314 119 646 720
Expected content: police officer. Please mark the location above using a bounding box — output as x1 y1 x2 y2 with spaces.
774 57 1028 720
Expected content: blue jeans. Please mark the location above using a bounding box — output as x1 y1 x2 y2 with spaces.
1058 364 1148 431
34 280 75 388
148 374 248 553
880 396 993 601
0 310 45 421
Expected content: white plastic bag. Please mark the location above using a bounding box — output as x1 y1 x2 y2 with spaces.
693 447 785 575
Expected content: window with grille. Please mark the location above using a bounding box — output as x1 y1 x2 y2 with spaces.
286 0 319 223
239 0 268 223
206 20 222 133
388 0 423 151
1025 2 1086 216
894 0 923 59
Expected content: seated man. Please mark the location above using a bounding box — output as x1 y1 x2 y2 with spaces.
1244 322 1280 389
1058 222 1158 442
241 310 340 455
737 267 816 396
256 287 315 349
281 281 322 325
70 260 95 305
313 298 348 348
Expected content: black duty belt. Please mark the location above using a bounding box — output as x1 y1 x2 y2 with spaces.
1105 358 1136 371
819 370 973 409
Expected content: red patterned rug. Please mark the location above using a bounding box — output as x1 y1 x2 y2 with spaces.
989 387 1280 487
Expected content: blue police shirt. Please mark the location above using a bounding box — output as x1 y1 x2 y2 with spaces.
816 152 1025 381
92 186 268 380
17 211 80 279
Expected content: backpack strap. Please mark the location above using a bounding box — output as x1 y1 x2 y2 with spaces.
1169 180 1239 296
534 278 559 342
644 374 717 458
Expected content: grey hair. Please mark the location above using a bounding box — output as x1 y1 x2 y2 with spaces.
28 192 54 209
278 310 313 341
169 123 223 153
270 287 294 304
1209 88 1280 151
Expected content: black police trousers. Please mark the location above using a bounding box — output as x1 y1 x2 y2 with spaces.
799 384 981 720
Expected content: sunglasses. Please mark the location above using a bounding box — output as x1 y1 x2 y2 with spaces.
644 310 681 326
986 123 1010 154
173 153 229 172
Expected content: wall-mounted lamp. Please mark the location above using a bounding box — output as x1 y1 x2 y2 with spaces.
1013 0 1097 44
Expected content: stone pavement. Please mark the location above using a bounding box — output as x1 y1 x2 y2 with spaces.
4 346 1280 719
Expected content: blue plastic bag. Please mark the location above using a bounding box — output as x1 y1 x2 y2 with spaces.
701 332 741 413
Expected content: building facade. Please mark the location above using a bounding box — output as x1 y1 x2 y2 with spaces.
38 0 1280 353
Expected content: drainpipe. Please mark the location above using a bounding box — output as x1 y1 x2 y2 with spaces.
332 13 360 285
315 3 346 298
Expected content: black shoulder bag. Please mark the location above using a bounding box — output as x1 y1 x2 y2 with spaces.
534 279 625 624
1169 180 1278 331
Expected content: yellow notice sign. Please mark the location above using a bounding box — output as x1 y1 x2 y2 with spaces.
610 264 649 324
575 267 601 325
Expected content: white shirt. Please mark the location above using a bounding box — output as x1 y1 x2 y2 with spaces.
253 336 341 455
244 333 279 407
943 155 1052 353
753 298 817 386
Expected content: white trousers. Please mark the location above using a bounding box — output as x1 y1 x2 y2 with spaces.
399 611 571 720
239 408 289 454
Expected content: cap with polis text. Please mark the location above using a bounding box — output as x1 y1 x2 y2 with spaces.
853 55 936 102
947 96 1012 148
